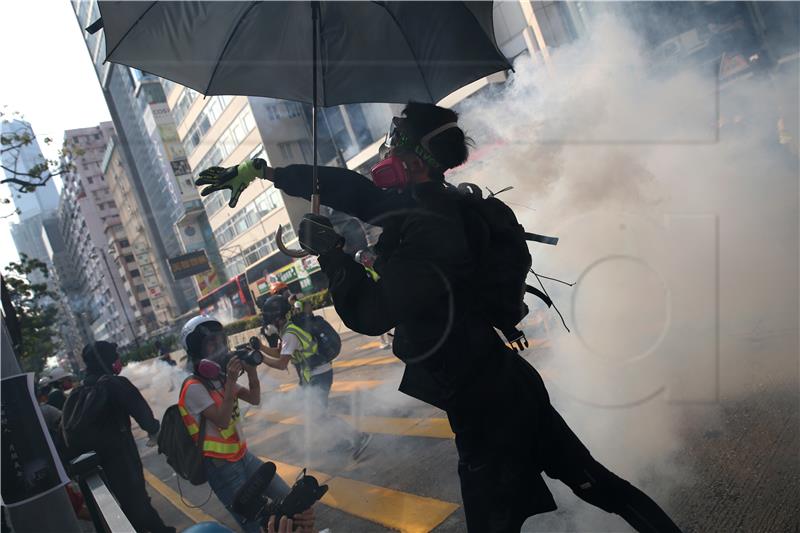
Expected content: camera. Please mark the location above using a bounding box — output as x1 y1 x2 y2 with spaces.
233 463 328 525
233 338 263 367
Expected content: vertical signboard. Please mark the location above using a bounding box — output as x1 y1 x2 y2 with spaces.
1 374 69 507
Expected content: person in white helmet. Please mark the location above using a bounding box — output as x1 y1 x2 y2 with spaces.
178 316 315 533
44 367 75 410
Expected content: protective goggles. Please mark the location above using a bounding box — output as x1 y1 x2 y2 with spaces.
379 117 459 169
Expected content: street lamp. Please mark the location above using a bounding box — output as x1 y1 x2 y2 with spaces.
90 247 140 349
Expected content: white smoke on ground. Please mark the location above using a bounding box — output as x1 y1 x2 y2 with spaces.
449 15 798 531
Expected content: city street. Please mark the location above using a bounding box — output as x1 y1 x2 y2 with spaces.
125 324 799 533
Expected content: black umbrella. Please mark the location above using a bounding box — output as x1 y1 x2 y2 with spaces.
93 1 511 255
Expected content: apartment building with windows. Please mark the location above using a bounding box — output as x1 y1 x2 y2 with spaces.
101 136 175 333
165 82 397 307
58 124 137 346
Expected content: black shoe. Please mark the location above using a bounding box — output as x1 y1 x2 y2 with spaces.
351 433 372 461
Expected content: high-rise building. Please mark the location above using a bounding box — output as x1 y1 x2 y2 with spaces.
2 119 62 284
1 119 60 220
40 217 86 370
72 0 229 320
57 124 137 346
101 135 178 332
166 84 394 311
71 0 211 318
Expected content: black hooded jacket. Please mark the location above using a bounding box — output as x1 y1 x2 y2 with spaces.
274 164 509 410
274 165 562 519
83 343 160 438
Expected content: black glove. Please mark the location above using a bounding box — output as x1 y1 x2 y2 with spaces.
298 214 344 256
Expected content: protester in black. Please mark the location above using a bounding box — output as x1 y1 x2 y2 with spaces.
197 103 682 532
81 341 175 533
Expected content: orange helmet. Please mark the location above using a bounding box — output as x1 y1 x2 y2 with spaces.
269 281 289 295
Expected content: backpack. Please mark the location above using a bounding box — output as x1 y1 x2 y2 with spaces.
157 377 207 485
300 316 342 368
454 183 560 350
60 375 113 458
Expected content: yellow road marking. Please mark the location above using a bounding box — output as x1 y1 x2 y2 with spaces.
259 457 458 533
270 379 385 394
334 354 397 369
245 423 295 448
143 470 216 524
357 340 382 351
248 411 453 439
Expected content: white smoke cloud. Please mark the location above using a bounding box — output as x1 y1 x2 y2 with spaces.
448 14 797 531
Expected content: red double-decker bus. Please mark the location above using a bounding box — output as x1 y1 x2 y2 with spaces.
197 273 256 320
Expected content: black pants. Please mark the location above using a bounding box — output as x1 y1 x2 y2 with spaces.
452 354 682 533
99 432 174 533
542 408 682 533
306 368 334 409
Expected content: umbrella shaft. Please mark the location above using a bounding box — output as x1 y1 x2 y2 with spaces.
311 1 320 213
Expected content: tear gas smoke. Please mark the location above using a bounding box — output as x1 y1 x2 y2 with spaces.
449 14 797 531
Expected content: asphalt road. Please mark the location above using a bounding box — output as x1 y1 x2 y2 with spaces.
120 326 799 533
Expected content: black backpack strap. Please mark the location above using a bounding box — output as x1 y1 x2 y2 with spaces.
525 284 553 308
524 232 559 246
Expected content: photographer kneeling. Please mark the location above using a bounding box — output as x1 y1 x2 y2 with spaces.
179 316 315 533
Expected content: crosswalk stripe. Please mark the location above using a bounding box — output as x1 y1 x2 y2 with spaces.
143 470 215 524
334 354 398 369
247 410 454 439
270 379 385 394
260 457 459 533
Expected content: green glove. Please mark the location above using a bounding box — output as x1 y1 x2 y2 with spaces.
195 159 267 208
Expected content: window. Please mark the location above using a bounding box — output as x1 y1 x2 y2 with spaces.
213 187 282 246
265 104 280 121
94 133 100 140
130 269 140 277
124 254 135 263
183 95 233 154
119 239 130 248
278 142 294 160
135 284 146 293
249 144 265 161
141 298 151 307
285 103 302 118
173 87 198 126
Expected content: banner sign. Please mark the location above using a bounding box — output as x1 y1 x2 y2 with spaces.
169 250 211 280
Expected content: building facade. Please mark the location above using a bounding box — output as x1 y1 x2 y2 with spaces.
57 124 137 346
101 136 176 332
72 0 213 318
2 119 62 285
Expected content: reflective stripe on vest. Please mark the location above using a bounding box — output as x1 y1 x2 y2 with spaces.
178 378 246 461
284 322 318 384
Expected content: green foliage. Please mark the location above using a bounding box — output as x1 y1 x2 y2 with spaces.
0 110 79 202
2 255 61 374
119 334 178 364
223 315 262 336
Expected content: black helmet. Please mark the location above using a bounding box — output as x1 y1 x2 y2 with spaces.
261 295 290 325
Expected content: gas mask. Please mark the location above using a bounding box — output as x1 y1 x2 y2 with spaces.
370 117 459 189
196 330 231 380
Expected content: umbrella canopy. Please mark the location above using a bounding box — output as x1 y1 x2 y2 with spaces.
96 1 511 106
